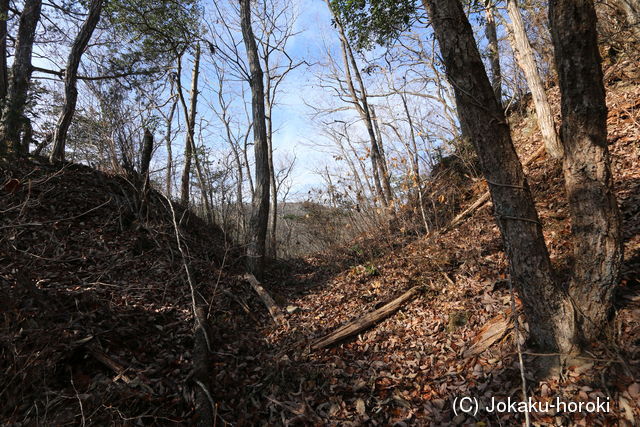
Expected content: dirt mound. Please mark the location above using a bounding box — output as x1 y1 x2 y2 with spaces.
0 159 250 424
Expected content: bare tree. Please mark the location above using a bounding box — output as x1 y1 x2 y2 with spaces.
164 88 179 198
177 44 214 222
255 0 305 258
50 0 104 162
421 0 577 354
240 0 270 278
506 0 564 159
325 0 394 209
179 46 200 206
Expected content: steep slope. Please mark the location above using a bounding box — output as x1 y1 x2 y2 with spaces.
211 79 640 425
0 160 253 424
1 79 638 426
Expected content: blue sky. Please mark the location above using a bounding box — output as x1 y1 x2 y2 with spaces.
29 0 491 201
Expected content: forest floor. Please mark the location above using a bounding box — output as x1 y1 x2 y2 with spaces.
1 69 639 425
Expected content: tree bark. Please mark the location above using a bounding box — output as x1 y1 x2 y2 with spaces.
266 92 278 259
422 0 577 354
50 0 103 162
0 0 42 157
0 0 8 109
165 95 178 198
484 2 502 107
240 0 270 279
549 0 623 343
140 128 154 179
371 105 395 205
506 0 564 159
179 47 200 207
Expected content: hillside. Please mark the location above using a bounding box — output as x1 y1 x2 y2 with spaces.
1 79 639 425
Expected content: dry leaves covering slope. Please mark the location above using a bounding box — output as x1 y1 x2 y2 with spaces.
0 78 639 425
0 160 258 424
231 78 639 425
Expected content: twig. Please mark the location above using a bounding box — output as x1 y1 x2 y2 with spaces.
509 279 531 427
0 198 112 230
194 380 216 419
164 197 212 353
70 369 86 427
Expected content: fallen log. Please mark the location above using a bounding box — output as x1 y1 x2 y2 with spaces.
448 145 546 228
86 343 133 384
244 273 285 326
311 286 425 350
449 191 491 228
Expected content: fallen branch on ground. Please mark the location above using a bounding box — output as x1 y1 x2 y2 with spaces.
311 286 427 350
86 343 133 384
244 273 286 326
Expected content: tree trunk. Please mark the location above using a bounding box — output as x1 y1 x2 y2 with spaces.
177 44 213 222
140 128 154 179
484 2 502 107
397 91 430 232
549 0 623 343
50 0 103 162
165 95 178 198
421 0 577 354
180 47 201 206
266 91 278 259
0 0 42 157
0 0 9 109
328 1 390 207
506 0 564 159
240 0 270 279
371 105 395 205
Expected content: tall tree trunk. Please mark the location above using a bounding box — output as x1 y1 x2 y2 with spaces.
140 128 154 179
484 2 502 107
165 95 178 197
506 0 564 159
265 79 278 259
549 0 623 343
0 0 8 110
327 0 390 207
50 0 103 162
371 105 395 205
177 44 213 221
0 0 42 157
219 86 246 238
230 140 246 239
421 0 577 354
240 0 270 278
179 48 200 206
267 110 278 259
